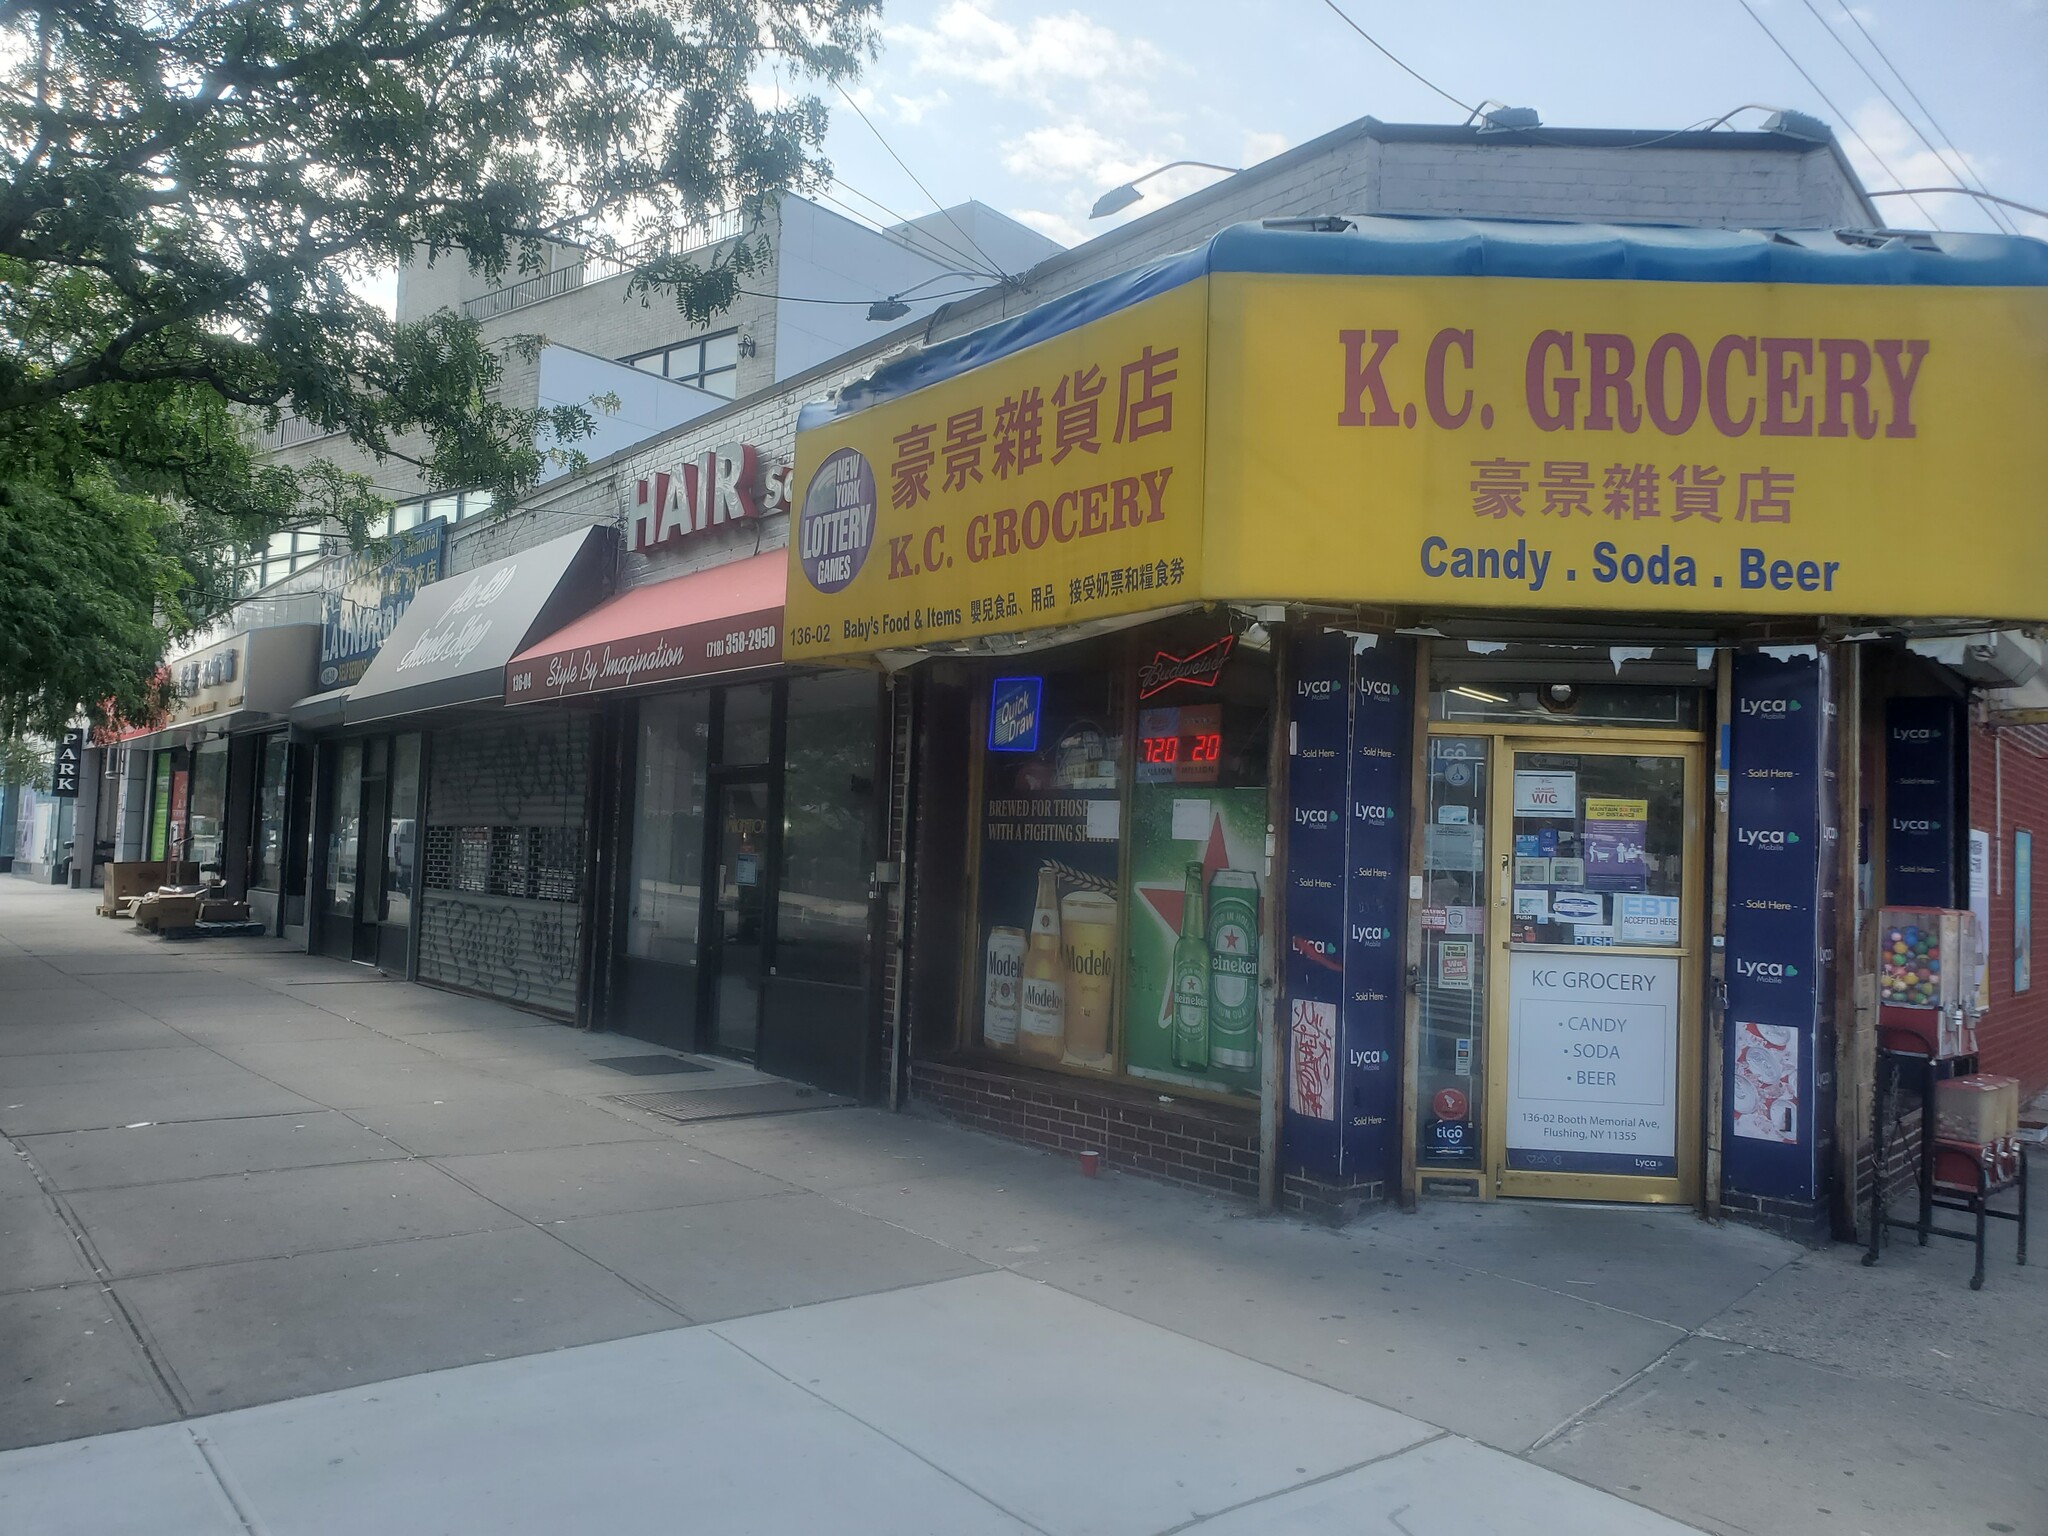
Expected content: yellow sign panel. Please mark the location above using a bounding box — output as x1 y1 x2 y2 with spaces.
790 268 2048 653
786 281 1208 658
1205 272 2048 621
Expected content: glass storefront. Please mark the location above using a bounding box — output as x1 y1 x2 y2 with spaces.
612 673 879 1091
188 741 230 872
962 621 1274 1102
251 734 289 890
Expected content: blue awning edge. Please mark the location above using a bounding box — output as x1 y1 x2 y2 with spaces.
798 216 2048 429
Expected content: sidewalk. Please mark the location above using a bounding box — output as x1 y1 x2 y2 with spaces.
2 882 2042 1534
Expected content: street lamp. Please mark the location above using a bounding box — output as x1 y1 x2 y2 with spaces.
1089 161 1243 219
867 269 998 322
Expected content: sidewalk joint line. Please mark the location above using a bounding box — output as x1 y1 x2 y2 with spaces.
186 1429 264 1536
1150 1430 1451 1536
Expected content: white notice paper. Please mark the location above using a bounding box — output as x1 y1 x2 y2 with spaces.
1506 951 1678 1176
1088 799 1123 841
1168 798 1208 841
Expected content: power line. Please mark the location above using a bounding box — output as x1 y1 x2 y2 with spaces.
1828 0 2021 236
1799 0 2016 234
819 182 1006 280
733 284 988 308
1315 0 1473 116
1731 0 1939 229
1868 188 2048 221
832 81 1012 281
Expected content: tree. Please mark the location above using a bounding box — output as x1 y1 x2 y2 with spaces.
0 0 875 736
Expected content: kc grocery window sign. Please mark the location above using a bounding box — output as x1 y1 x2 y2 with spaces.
788 280 1209 657
790 234 2048 658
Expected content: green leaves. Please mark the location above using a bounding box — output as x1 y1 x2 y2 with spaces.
0 0 876 731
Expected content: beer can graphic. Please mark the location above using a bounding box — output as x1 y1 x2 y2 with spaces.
983 926 1024 1047
1059 891 1117 1067
1207 868 1260 1071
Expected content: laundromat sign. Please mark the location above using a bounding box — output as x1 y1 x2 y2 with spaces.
788 265 2048 654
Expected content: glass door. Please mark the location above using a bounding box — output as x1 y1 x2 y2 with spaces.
1416 736 1492 1186
318 740 364 960
1486 741 1702 1202
707 778 771 1058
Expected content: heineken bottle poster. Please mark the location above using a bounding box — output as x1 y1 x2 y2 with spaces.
1125 783 1267 1095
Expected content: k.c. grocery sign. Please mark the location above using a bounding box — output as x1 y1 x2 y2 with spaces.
786 263 2048 659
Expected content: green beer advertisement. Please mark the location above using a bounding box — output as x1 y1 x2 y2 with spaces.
1125 783 1267 1095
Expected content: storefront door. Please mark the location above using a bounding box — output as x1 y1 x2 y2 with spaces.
707 778 771 1059
1417 730 1703 1204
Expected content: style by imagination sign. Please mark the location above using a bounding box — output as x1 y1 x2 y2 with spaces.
320 519 447 687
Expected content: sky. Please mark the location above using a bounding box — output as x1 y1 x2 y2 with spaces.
802 0 2048 259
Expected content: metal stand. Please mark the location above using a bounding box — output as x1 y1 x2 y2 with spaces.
1863 1026 2028 1290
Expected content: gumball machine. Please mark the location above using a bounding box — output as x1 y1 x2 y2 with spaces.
1875 907 1982 1058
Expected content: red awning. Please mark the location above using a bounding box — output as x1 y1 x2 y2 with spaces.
505 549 784 704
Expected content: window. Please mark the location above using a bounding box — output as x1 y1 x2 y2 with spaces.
720 683 773 766
383 734 421 925
188 741 229 873
626 693 710 964
622 329 740 398
776 674 878 985
250 734 289 889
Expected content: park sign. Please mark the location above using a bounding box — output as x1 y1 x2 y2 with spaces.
785 220 2048 657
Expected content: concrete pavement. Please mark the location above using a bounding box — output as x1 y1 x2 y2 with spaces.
1 881 2042 1534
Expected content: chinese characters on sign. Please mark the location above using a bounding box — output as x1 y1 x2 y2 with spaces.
787 281 1207 659
1469 460 1796 524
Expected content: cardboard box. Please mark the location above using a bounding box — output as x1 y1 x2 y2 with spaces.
1936 1075 2020 1144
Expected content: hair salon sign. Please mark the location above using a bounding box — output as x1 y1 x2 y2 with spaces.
630 442 792 555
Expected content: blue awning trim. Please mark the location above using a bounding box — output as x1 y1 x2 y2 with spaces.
800 217 2048 427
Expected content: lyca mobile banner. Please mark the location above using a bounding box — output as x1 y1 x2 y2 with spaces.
787 281 1209 659
1204 273 2048 622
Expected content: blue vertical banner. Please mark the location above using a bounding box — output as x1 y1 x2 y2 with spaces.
1282 631 1352 1177
1724 652 1824 1204
1884 697 1959 908
1342 637 1414 1184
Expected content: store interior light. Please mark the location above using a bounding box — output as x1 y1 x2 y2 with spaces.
1450 685 1509 704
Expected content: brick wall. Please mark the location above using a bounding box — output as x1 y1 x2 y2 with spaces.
910 1059 1260 1201
1969 721 2048 1101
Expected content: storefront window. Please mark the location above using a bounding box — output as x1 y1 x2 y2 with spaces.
720 682 773 766
966 624 1273 1099
383 734 421 926
776 673 877 985
1431 682 1702 730
189 741 229 872
250 734 289 889
627 692 710 964
1506 751 1685 947
1417 737 1489 1172
148 750 172 860
325 740 363 920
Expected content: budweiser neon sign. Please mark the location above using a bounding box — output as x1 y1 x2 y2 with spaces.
1137 634 1234 699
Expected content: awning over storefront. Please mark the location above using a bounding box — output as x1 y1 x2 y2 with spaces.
344 524 614 726
286 684 350 732
504 548 785 704
118 624 321 749
785 217 2048 661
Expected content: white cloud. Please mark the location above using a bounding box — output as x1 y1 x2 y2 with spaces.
1845 98 2019 234
884 2 1166 112
888 89 952 126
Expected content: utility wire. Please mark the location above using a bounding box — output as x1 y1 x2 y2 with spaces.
734 284 988 307
1799 0 2016 234
1868 189 2048 221
820 182 1006 280
1828 0 2022 236
832 81 1012 281
1731 0 1940 228
1315 0 1474 116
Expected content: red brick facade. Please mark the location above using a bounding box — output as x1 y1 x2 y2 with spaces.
910 1059 1261 1201
1967 720 2048 1103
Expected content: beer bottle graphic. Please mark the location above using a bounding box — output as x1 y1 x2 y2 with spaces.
1207 868 1259 1071
1171 861 1211 1071
1018 866 1066 1061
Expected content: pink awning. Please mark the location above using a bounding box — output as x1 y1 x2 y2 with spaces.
505 550 784 704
